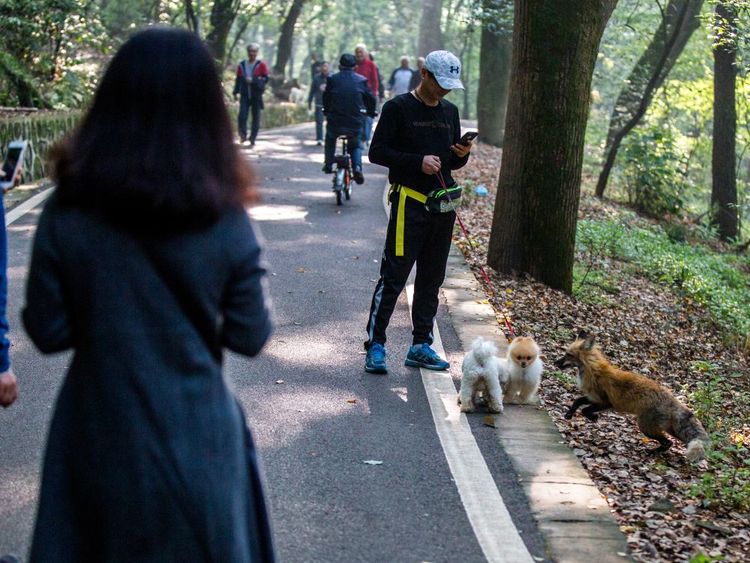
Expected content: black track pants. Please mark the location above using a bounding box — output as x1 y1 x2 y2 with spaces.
365 191 455 349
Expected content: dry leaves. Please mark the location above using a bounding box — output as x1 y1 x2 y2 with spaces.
453 143 750 563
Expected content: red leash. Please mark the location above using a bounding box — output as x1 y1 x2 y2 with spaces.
437 171 516 342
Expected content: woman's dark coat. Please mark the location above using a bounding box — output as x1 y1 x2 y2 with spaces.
23 196 274 562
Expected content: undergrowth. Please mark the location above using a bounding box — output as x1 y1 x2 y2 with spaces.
574 218 750 348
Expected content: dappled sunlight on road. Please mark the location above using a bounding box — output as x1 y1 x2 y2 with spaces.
297 190 336 199
247 386 372 449
247 204 308 222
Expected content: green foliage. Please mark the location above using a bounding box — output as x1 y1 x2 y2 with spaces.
0 0 109 108
618 125 687 218
575 219 750 341
685 366 750 512
690 553 726 562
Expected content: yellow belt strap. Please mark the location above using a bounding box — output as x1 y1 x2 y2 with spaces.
393 184 427 257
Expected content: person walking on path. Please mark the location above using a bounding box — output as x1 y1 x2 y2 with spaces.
308 61 330 146
322 54 376 184
364 50 473 374
234 43 269 146
387 56 414 98
354 44 380 144
0 170 17 409
409 56 425 91
23 28 275 562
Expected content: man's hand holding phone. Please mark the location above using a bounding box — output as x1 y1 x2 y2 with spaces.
451 131 477 158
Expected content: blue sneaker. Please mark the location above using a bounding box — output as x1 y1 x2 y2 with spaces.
365 343 388 374
405 343 450 370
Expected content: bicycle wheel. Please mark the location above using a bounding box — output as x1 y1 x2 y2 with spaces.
344 169 352 200
334 168 345 205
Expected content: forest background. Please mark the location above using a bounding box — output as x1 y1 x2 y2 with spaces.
1 1 750 562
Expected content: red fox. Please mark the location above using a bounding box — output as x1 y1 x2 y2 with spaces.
554 331 709 461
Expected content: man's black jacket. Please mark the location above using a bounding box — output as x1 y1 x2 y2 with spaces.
322 69 376 133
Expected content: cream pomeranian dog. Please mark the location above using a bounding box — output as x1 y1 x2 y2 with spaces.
458 337 508 413
501 336 543 404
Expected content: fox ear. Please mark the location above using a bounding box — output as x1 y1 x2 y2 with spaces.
582 334 596 350
577 330 589 340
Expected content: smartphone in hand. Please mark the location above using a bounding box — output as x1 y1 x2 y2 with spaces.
458 131 478 146
1 140 27 192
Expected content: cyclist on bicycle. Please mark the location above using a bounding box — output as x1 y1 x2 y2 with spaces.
322 53 376 185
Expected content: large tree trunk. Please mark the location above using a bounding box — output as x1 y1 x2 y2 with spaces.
273 0 307 86
711 2 738 241
595 0 703 197
476 0 513 147
486 0 618 293
417 0 444 56
205 0 240 63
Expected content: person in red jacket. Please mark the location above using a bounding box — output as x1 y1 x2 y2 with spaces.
354 44 380 143
233 43 269 146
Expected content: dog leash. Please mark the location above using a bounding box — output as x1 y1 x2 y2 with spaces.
437 170 517 342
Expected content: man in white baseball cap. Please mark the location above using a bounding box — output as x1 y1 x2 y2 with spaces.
363 49 473 375
423 50 464 91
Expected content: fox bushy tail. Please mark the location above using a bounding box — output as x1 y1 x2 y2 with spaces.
673 408 710 461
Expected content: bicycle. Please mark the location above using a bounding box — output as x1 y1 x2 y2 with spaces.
332 134 355 206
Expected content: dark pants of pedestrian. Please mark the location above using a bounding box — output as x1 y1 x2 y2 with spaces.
324 125 363 170
366 189 455 349
238 97 262 143
314 104 324 142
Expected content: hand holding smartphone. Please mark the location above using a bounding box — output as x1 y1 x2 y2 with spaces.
458 131 478 146
1 140 27 192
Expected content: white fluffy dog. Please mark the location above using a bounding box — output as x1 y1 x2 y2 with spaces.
501 336 543 404
459 337 507 413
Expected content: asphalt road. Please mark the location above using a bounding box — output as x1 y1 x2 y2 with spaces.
0 122 548 562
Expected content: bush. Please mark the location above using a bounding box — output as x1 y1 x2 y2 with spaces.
618 126 687 218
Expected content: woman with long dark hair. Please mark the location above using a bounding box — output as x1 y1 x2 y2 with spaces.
23 27 274 562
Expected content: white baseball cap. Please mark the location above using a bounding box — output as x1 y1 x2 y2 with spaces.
424 50 464 90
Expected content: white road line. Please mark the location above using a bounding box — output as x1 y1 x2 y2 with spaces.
382 186 533 563
6 187 54 226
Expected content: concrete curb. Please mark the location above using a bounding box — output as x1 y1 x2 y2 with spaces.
442 243 632 562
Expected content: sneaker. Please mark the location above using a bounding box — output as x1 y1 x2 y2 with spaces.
353 167 364 185
365 343 387 374
322 163 334 174
316 140 323 146
405 343 450 370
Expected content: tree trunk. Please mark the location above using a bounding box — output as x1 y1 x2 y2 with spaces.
273 0 307 86
711 2 738 241
205 0 239 63
486 0 617 293
595 0 703 197
417 0 444 56
460 26 475 120
477 0 513 147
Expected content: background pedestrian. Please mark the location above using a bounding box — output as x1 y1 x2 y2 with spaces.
308 61 330 146
234 43 270 146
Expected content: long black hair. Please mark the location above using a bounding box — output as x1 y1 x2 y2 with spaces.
53 26 255 231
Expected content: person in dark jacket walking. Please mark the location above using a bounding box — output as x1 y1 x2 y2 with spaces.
307 60 330 145
322 53 376 184
23 28 275 562
364 50 473 374
233 43 269 146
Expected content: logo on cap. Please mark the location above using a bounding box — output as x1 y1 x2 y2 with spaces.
450 66 459 74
